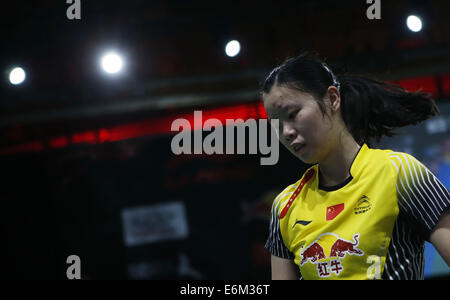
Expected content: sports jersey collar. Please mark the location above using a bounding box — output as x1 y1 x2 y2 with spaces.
317 143 368 191
349 143 369 178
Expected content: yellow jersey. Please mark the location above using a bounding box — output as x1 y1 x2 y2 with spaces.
265 143 450 279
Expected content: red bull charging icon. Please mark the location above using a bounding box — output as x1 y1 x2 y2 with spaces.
299 232 364 278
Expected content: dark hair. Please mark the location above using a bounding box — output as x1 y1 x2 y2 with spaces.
261 52 439 145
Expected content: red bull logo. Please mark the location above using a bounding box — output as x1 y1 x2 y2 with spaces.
300 242 326 265
299 232 364 278
330 233 364 258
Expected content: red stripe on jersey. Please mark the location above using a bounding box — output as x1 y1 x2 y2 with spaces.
280 169 315 219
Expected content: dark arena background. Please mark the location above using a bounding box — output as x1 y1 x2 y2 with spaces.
0 0 449 280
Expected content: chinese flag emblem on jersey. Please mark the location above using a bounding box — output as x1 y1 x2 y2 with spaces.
326 203 344 221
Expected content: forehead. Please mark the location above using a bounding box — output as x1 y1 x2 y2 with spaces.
264 85 314 109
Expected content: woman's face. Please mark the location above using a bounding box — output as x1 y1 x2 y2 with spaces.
263 84 338 164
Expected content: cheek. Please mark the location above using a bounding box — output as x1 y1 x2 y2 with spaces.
297 111 318 133
299 113 330 142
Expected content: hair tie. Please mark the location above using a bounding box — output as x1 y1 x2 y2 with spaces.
322 63 341 91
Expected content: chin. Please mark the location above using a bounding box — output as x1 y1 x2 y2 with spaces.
295 153 318 165
298 157 316 165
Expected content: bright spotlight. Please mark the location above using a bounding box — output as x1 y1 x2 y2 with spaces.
9 67 26 85
101 52 123 74
225 40 241 57
406 15 423 32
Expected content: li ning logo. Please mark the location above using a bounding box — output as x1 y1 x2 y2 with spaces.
354 195 372 215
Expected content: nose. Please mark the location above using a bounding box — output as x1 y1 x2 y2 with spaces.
281 122 296 142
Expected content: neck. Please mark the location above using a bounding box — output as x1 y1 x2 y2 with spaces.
318 135 361 187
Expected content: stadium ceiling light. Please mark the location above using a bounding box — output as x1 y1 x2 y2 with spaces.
406 15 423 32
225 40 241 58
9 67 26 85
100 52 124 74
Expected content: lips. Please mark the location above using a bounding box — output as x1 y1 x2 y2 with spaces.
292 143 306 153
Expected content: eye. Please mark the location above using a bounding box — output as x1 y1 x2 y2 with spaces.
288 109 299 120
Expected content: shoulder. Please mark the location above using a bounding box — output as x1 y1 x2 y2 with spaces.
270 182 300 218
270 165 317 217
385 150 427 175
360 146 425 175
354 145 398 172
382 150 450 238
365 146 402 164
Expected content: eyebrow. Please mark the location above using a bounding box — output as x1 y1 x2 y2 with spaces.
267 101 300 120
272 101 300 111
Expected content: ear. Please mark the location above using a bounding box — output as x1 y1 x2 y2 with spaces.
327 86 341 112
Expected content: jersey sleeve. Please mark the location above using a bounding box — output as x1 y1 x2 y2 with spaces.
265 189 295 259
389 152 450 241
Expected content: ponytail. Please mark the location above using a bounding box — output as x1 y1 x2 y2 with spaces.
337 75 439 144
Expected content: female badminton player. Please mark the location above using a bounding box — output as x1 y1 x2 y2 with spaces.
262 53 450 280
